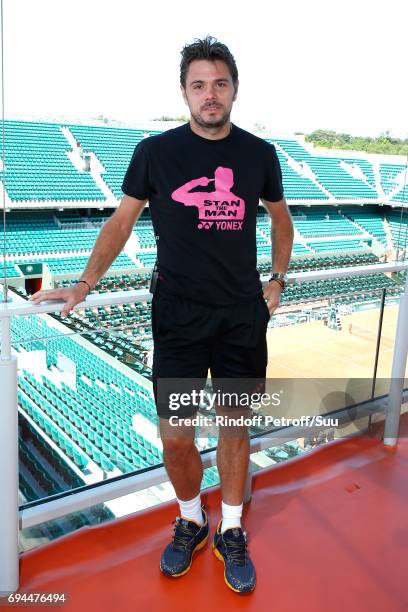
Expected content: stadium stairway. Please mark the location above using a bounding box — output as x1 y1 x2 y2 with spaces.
62 126 117 204
14 412 408 612
273 140 332 200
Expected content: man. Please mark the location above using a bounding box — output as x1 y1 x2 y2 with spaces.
30 36 293 594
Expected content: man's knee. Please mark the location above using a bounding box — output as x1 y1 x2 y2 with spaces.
162 436 196 458
215 404 250 439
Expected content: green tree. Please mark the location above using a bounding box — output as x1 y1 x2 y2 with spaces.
305 129 408 155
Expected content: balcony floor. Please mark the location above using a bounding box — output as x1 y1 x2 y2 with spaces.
13 413 408 612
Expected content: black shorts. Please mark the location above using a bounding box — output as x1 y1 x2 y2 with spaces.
151 284 270 419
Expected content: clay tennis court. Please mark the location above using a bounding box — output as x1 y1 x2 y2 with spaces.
263 302 407 416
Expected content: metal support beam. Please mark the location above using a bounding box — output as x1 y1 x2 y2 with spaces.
0 348 19 595
384 272 408 446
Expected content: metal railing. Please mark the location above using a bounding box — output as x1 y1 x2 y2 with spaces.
1 262 408 595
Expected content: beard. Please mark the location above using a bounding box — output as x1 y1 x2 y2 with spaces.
191 106 231 130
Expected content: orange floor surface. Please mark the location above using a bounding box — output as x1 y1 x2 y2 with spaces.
6 414 408 612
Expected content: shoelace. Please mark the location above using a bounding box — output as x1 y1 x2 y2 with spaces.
171 518 198 551
224 533 248 566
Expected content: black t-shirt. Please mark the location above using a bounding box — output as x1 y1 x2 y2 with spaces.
121 123 284 305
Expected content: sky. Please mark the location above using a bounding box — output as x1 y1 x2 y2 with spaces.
2 0 408 138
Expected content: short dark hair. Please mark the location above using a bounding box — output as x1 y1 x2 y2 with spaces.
180 35 238 88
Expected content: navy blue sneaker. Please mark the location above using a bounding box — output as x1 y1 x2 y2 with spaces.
213 520 256 593
160 508 209 577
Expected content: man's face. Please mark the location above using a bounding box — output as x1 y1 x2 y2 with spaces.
181 59 238 129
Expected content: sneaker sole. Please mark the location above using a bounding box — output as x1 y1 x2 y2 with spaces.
213 544 255 594
160 534 209 578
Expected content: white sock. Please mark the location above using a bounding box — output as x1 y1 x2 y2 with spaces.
177 493 203 525
221 501 243 533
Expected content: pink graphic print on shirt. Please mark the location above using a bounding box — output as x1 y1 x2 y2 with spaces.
171 166 245 230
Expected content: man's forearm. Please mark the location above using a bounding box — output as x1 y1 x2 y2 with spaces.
271 216 294 273
80 217 131 290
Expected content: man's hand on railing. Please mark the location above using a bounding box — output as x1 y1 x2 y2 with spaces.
28 284 90 318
